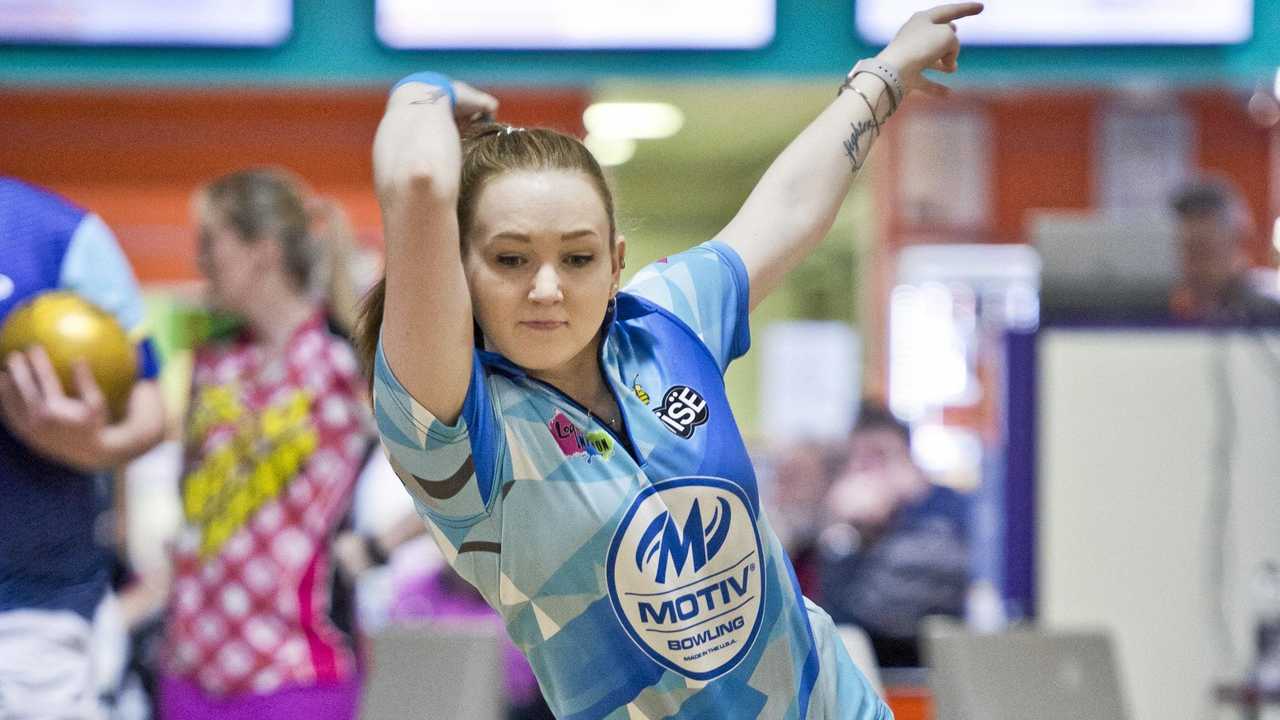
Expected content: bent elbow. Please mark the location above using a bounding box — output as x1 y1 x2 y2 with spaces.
407 162 459 198
381 163 459 208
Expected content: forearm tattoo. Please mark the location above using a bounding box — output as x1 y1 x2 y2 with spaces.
409 89 449 105
842 120 878 173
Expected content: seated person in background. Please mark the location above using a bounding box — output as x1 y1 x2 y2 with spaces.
1169 176 1280 324
768 441 839 601
817 402 969 668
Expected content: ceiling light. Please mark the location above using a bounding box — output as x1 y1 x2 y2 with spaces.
584 134 636 167
583 102 684 140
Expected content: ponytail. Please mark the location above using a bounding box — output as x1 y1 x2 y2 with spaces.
354 276 387 394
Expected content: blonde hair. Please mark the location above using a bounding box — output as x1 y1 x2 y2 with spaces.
199 168 315 291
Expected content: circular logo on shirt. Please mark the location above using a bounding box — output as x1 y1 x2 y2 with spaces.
0 274 13 302
606 477 764 680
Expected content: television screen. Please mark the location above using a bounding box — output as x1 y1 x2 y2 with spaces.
376 0 775 50
0 0 293 47
856 0 1253 46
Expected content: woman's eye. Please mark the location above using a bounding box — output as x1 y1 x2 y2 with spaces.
565 254 594 268
496 255 526 268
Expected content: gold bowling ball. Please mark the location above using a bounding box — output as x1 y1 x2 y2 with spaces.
0 291 138 418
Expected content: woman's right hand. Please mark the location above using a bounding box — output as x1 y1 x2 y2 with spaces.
877 3 983 97
452 81 499 127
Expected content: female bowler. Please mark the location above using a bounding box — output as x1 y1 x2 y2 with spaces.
359 5 982 718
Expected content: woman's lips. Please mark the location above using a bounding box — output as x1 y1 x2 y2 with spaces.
520 320 568 331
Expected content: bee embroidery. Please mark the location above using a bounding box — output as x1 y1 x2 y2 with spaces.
632 375 650 405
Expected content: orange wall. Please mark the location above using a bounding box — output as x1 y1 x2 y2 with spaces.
0 87 590 283
887 88 1275 254
987 92 1097 244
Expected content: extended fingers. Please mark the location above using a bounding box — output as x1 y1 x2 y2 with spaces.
0 369 21 424
5 351 42 411
71 360 107 415
929 2 984 24
26 346 67 401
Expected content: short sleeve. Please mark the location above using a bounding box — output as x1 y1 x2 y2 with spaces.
623 240 751 372
58 213 160 380
371 339 504 526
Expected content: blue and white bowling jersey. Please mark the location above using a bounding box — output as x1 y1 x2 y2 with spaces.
373 241 890 720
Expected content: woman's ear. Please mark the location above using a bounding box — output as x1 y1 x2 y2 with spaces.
613 235 628 287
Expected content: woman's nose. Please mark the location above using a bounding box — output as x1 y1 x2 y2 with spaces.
529 263 564 303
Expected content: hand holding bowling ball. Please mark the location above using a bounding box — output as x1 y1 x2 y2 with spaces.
0 291 138 419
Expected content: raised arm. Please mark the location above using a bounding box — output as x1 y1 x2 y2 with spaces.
713 3 983 310
373 76 497 424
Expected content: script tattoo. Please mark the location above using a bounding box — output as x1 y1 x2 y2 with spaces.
841 120 878 173
409 89 449 105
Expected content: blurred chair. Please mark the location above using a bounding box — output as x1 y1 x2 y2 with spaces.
360 621 505 720
836 623 884 695
923 623 1129 720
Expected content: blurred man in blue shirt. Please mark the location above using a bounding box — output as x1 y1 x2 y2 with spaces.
0 178 166 719
817 402 970 668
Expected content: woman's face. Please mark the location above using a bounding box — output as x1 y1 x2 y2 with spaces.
464 170 623 375
196 207 262 315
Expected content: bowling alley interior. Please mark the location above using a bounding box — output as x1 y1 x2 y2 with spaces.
2 1 1280 719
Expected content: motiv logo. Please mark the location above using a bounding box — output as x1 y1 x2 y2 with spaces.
607 477 764 680
636 496 731 584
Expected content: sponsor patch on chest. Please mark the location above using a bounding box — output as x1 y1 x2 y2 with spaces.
606 477 764 680
653 385 709 439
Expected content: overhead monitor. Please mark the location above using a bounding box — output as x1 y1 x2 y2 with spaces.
0 0 293 47
856 0 1253 46
376 0 775 50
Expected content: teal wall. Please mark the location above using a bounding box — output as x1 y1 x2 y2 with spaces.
1 0 1278 87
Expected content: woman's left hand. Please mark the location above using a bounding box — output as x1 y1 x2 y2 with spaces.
877 3 984 98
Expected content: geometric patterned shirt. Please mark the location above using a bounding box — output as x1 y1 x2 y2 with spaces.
373 242 890 719
164 311 371 696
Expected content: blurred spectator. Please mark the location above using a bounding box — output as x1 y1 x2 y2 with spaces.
768 441 839 600
817 402 969 668
1169 175 1280 323
156 169 373 720
0 178 167 719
